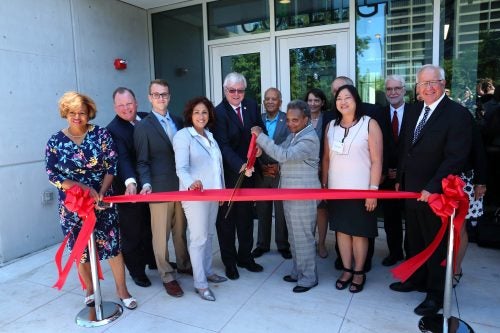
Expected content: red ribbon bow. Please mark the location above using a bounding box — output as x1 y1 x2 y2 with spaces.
391 175 469 282
53 185 103 290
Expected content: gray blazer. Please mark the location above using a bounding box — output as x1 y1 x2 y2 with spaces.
259 111 290 165
173 127 225 191
134 111 183 192
257 125 320 188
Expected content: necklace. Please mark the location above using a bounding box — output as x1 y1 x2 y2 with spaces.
67 126 88 138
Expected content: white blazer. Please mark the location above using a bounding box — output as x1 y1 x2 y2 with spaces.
173 127 225 191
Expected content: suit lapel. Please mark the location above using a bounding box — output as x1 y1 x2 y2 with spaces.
223 99 244 129
148 113 172 145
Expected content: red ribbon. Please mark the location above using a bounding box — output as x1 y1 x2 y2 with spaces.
53 185 103 290
104 188 420 204
246 133 258 170
391 175 469 282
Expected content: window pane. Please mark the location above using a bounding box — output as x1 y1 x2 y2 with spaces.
275 0 349 31
356 0 433 105
208 0 269 40
289 45 337 101
442 0 500 119
221 53 261 102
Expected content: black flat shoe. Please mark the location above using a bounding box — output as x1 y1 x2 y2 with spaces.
349 271 366 293
251 247 269 258
225 265 240 280
283 275 298 283
237 261 263 272
278 249 292 259
293 282 318 293
132 275 152 288
335 268 353 290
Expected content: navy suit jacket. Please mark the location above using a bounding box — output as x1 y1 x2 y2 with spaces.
213 98 265 187
106 111 148 194
398 96 472 197
134 111 184 192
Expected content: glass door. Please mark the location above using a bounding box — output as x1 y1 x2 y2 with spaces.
277 30 352 108
210 40 272 107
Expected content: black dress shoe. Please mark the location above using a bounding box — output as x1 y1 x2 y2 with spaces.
251 247 269 258
283 275 298 283
381 254 404 267
225 265 240 280
237 261 263 272
389 281 424 293
414 296 443 316
278 249 292 259
132 275 152 287
293 282 318 293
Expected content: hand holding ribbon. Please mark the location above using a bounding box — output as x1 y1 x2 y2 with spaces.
391 175 469 282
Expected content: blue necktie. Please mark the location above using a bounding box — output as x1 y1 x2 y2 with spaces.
412 106 430 144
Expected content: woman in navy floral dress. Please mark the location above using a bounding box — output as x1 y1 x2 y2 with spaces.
45 91 137 309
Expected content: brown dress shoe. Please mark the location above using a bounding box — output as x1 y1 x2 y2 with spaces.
163 280 184 297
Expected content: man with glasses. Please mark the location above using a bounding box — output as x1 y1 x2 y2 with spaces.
134 79 192 297
107 87 155 288
390 65 471 316
379 75 409 266
213 72 266 280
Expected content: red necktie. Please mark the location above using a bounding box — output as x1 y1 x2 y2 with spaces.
391 110 399 143
236 106 243 125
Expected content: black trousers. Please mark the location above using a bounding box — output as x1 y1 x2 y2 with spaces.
405 201 447 300
381 178 407 258
216 201 255 267
117 202 155 277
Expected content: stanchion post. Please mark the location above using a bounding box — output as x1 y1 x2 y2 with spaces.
75 231 123 328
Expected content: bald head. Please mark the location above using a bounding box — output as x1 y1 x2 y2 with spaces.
331 76 354 96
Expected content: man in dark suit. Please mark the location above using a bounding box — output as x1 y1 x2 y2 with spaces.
106 87 155 288
134 79 192 297
326 76 379 272
213 72 266 280
251 87 291 260
379 75 410 266
390 65 472 316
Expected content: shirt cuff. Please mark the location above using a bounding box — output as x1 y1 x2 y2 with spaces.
142 183 152 190
124 178 137 187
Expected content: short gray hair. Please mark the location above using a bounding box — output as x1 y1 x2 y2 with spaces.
223 72 247 88
287 99 311 118
385 74 406 87
416 64 445 82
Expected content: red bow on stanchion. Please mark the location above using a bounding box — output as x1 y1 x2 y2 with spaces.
391 175 469 282
53 185 103 290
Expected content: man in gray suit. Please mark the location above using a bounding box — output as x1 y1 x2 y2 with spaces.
252 88 291 259
251 100 320 293
134 79 192 298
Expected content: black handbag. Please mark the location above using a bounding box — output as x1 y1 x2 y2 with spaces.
477 208 500 249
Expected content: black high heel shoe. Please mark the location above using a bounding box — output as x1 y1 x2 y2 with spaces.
349 271 366 293
336 268 353 290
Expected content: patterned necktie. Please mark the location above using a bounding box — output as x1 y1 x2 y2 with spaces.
391 110 399 143
412 106 430 144
236 106 243 125
161 119 173 142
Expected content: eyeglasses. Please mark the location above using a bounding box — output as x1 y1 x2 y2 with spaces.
386 87 404 93
68 111 88 118
150 92 170 99
416 80 443 88
226 88 246 95
115 103 135 109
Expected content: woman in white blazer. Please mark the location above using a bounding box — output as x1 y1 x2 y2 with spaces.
173 97 227 301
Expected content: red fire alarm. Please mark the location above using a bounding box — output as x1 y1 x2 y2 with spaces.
114 58 127 70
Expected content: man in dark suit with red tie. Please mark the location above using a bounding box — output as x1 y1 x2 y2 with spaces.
379 75 410 266
106 87 155 287
213 72 266 280
390 65 472 316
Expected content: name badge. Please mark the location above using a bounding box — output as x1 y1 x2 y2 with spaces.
332 141 344 154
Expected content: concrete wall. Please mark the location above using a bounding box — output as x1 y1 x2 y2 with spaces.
0 0 150 264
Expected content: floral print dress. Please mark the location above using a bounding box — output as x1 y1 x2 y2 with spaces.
45 124 120 263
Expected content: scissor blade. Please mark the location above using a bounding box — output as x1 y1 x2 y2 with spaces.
224 171 245 219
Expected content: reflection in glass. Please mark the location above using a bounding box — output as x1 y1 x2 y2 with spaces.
276 0 349 31
289 46 337 101
208 0 269 40
221 53 261 103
